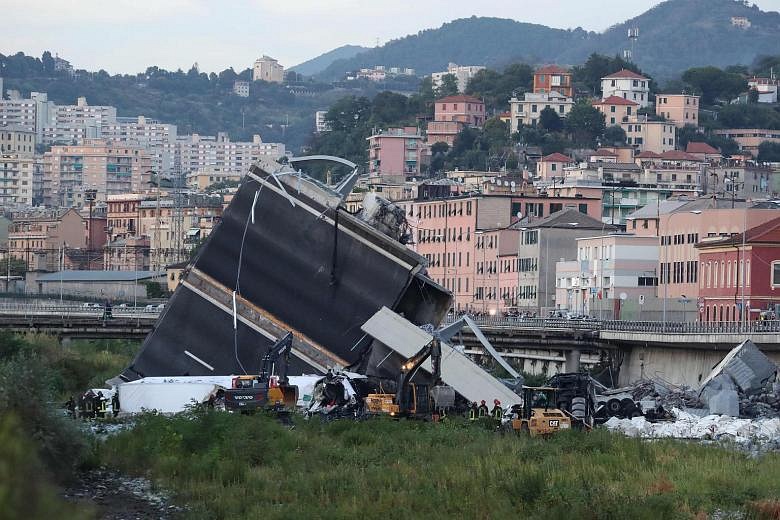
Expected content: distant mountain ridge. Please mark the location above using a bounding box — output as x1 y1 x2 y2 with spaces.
290 44 369 76
314 0 780 81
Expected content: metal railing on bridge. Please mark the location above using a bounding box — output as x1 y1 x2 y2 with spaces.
0 301 161 320
446 314 780 335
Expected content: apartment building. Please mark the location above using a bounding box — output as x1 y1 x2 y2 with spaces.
655 94 699 127
8 208 86 270
696 216 780 322
0 154 35 207
54 97 116 131
367 127 426 180
431 63 485 93
621 119 676 154
0 92 55 140
516 210 618 313
252 56 284 83
509 91 574 132
593 96 638 126
747 77 779 104
601 69 650 108
533 65 573 97
233 81 250 98
43 139 152 207
101 116 178 175
556 234 659 317
176 133 284 176
536 153 574 181
433 95 485 126
712 129 780 158
0 127 36 154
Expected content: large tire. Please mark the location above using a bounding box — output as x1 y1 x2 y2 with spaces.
571 397 587 419
607 399 622 416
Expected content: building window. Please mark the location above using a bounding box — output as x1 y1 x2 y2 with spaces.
772 261 780 287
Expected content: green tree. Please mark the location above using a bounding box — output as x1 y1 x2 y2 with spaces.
748 88 760 104
371 91 411 125
538 107 563 132
572 53 649 96
41 51 54 74
466 63 533 111
565 101 606 147
757 142 780 162
482 117 510 152
0 257 27 278
435 74 459 98
676 124 708 149
681 66 746 105
603 125 627 145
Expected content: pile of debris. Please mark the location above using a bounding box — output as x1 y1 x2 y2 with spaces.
605 408 780 450
305 371 378 420
699 339 778 418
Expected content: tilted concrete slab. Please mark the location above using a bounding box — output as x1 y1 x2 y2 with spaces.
361 307 521 406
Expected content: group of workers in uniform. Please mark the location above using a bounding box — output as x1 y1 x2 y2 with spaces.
65 390 119 419
468 399 504 422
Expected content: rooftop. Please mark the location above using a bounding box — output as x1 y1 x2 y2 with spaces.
594 95 640 106
696 216 780 248
436 95 483 104
540 152 573 163
660 150 702 162
602 69 648 81
520 208 617 231
686 142 721 155
536 65 569 74
37 270 165 282
592 148 618 157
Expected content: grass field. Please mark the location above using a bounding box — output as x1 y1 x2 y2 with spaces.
100 411 780 520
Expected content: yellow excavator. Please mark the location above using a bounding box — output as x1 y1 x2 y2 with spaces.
224 332 298 412
365 338 442 418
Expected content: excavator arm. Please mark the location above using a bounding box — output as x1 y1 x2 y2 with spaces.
395 339 441 414
259 332 293 383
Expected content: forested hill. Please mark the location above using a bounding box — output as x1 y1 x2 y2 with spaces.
290 45 369 76
318 0 780 81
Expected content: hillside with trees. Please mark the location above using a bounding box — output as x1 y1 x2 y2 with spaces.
317 0 780 81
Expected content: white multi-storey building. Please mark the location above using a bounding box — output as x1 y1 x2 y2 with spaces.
233 81 250 97
101 116 178 175
431 63 485 93
0 153 35 207
176 133 285 176
601 69 651 108
55 97 116 130
0 92 55 141
509 91 574 133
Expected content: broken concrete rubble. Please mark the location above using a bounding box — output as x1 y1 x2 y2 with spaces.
605 408 780 450
700 340 778 396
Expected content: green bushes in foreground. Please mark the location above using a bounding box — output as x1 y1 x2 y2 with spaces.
100 411 780 519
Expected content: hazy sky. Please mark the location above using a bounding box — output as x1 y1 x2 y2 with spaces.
3 0 779 74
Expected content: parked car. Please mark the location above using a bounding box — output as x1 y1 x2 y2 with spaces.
81 302 102 309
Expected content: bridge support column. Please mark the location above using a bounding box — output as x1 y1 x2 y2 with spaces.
61 337 72 347
564 349 581 373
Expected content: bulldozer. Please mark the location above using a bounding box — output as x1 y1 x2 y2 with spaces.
224 332 298 413
510 386 571 436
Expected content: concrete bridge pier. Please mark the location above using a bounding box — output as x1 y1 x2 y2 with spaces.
564 349 581 373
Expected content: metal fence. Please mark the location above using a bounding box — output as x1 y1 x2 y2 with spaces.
445 314 780 335
0 301 161 319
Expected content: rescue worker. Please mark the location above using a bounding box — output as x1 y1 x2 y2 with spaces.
83 391 95 419
468 402 478 421
111 392 120 417
65 395 75 418
94 391 105 419
491 399 503 420
477 400 489 418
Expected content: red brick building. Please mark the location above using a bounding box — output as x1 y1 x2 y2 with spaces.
533 65 573 97
696 216 780 322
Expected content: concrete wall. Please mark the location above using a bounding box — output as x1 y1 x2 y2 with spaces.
32 280 149 301
619 344 780 389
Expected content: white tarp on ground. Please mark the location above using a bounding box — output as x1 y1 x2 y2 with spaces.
118 375 323 414
604 408 780 445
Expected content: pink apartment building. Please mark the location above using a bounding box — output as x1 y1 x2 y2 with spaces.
366 127 426 180
655 94 699 128
433 95 485 126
